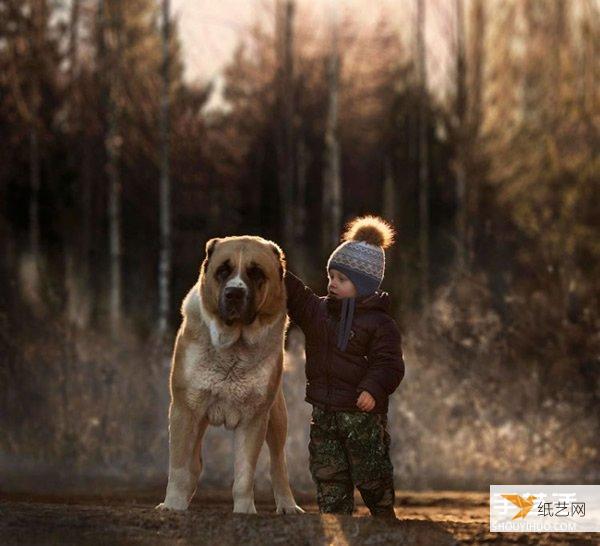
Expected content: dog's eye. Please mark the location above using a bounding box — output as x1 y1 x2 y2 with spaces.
247 265 265 283
215 262 232 282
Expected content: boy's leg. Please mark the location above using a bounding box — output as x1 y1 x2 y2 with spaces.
338 411 396 517
309 406 354 514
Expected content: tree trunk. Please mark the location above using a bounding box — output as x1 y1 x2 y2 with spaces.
382 156 396 223
322 4 342 255
454 0 468 270
26 0 48 310
68 0 80 83
293 136 311 272
416 0 429 311
581 0 596 123
466 0 485 266
101 0 123 336
107 112 122 336
276 0 295 249
296 136 308 241
65 0 88 327
383 155 401 311
158 0 172 339
28 125 41 306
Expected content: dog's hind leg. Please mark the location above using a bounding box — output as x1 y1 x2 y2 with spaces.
266 387 304 514
156 393 208 511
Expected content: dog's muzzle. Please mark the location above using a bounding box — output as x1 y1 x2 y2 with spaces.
219 286 256 326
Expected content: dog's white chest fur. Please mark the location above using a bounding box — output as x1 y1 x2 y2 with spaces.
175 284 283 428
182 340 277 428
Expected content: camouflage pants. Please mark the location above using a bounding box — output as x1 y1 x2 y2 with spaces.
308 406 395 516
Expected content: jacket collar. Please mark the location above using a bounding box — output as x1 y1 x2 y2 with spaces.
325 290 391 316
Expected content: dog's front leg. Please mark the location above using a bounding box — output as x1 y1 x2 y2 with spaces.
232 413 268 514
156 395 208 511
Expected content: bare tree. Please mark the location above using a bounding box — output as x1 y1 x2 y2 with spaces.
581 0 597 122
416 0 429 311
382 156 396 223
293 134 311 272
465 0 485 266
453 0 468 270
27 0 48 309
322 2 342 254
100 0 123 336
64 0 91 327
276 0 295 249
158 0 171 338
296 137 308 241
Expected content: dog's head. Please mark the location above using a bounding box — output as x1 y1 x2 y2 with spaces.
199 236 286 326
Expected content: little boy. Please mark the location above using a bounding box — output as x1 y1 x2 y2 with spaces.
284 215 405 519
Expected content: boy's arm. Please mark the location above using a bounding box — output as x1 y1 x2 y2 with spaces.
284 270 322 333
357 317 405 405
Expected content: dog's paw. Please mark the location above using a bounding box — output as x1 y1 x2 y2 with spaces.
276 501 305 515
155 499 188 512
233 498 258 514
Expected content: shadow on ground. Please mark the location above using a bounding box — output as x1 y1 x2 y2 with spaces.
0 501 453 545
1 490 597 545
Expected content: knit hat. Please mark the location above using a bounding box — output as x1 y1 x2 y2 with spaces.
327 215 395 351
327 215 395 297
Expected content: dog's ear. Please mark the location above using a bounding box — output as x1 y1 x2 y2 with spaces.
269 242 286 280
202 238 221 272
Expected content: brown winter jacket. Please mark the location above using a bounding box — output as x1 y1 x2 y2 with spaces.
285 270 405 414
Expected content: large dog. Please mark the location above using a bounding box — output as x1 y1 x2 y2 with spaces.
156 236 303 514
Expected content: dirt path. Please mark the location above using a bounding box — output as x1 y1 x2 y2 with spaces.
1 490 598 545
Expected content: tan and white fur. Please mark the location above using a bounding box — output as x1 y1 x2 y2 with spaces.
156 236 303 514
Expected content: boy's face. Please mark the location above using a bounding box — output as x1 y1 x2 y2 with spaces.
327 268 357 299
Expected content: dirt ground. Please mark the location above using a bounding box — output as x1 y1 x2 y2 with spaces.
1 489 598 545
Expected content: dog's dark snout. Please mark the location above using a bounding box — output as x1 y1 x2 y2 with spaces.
224 287 245 302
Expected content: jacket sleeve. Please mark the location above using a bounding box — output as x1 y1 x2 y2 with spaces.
284 270 321 333
357 316 405 404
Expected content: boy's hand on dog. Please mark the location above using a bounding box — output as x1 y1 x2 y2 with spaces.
356 390 375 412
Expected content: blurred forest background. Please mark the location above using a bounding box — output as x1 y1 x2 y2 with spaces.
1 0 598 495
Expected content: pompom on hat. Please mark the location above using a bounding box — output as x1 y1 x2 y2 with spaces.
327 215 395 297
